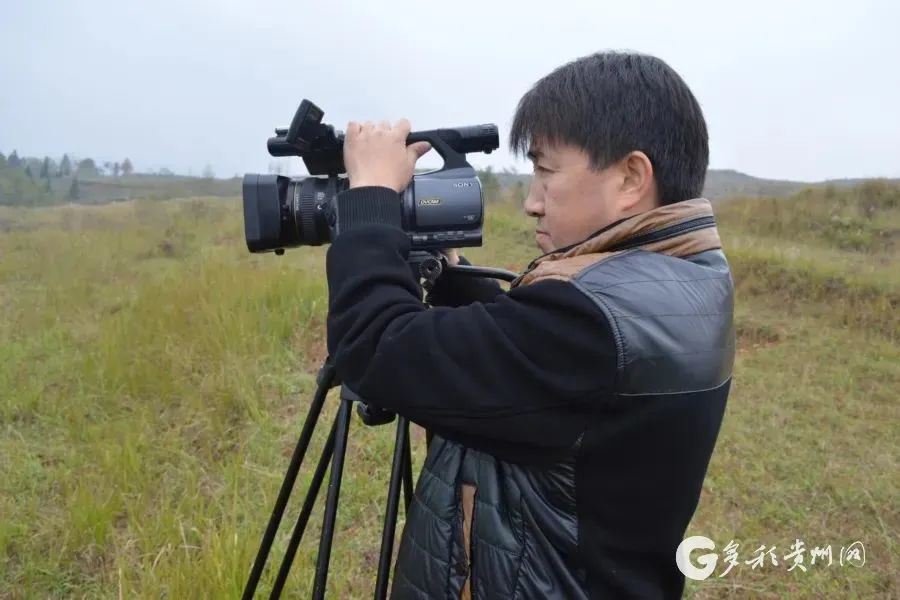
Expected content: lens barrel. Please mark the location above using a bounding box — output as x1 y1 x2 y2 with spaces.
292 177 343 247
243 174 340 254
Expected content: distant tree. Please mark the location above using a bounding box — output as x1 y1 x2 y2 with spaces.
0 165 56 207
113 162 121 177
8 150 21 168
121 158 134 176
202 164 215 179
44 178 52 193
59 154 72 176
159 167 174 176
67 176 80 200
511 180 527 202
478 166 500 201
77 158 98 176
40 157 51 179
0 152 6 168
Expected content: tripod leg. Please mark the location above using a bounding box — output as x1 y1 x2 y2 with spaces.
373 416 411 599
402 425 414 514
243 361 336 600
269 417 338 600
312 397 353 599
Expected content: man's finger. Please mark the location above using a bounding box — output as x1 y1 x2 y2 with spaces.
377 120 391 131
408 141 432 160
395 118 412 137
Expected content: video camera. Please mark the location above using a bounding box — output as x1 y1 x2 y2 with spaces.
242 99 499 255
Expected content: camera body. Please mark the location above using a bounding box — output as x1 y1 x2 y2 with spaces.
242 99 499 254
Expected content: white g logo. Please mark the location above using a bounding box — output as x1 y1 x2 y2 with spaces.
675 535 718 581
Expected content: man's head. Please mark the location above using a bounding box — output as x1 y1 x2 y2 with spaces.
510 51 709 253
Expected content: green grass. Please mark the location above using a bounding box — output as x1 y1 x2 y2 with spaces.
1 187 898 598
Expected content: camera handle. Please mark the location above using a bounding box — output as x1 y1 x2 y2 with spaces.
408 250 519 290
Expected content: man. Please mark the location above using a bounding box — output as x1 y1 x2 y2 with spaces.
325 51 734 599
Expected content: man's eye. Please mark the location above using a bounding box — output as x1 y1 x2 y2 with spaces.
534 165 550 173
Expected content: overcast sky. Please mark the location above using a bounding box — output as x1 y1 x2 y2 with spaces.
1 0 898 182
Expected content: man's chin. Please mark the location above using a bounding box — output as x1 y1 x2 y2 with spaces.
535 232 553 253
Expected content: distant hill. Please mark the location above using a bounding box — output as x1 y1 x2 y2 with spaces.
0 168 240 207
71 174 240 204
491 168 900 201
2 152 897 208
703 169 805 200
703 169 900 200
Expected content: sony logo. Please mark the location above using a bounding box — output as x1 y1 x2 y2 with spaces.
453 181 474 188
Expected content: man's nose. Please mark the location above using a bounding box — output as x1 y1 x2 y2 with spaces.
524 186 543 218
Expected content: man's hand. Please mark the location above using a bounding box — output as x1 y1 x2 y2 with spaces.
441 248 460 265
344 119 432 193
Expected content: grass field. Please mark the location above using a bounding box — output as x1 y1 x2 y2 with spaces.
1 184 897 598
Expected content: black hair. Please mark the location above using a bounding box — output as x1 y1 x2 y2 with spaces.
509 51 709 205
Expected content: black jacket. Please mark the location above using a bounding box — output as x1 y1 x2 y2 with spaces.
325 187 735 599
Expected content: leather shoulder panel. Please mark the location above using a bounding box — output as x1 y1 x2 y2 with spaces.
571 249 735 395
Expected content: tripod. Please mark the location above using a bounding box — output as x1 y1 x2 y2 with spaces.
241 255 517 599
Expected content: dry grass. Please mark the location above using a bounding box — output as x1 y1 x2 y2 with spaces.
1 185 897 598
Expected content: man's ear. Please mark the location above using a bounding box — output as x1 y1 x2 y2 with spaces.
619 151 658 210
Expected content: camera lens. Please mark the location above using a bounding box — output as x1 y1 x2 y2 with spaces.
243 174 342 253
289 177 344 247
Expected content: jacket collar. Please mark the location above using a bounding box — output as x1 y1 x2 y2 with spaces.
512 198 721 288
